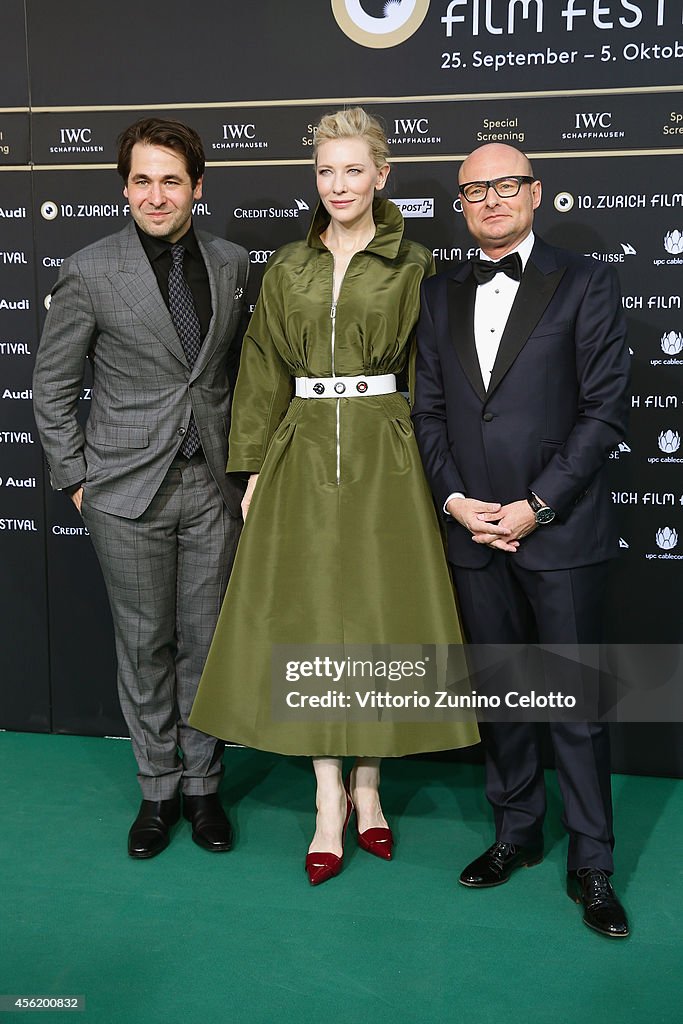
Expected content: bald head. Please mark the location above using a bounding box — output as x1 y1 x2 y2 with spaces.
459 143 533 185
457 143 541 258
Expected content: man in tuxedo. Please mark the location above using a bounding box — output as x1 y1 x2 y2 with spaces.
412 143 630 936
33 118 248 859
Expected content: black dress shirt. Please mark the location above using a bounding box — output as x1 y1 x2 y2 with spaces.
136 223 213 341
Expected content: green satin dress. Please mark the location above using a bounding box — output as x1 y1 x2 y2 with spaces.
190 199 479 756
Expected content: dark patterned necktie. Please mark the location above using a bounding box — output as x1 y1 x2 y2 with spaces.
168 243 201 457
471 251 523 285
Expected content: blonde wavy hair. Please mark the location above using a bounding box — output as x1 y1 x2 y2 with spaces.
313 106 390 170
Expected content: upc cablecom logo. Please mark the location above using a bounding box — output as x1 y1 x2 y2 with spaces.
332 0 430 48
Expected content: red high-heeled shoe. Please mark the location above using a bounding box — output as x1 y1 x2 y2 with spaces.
344 773 394 861
305 793 354 886
357 825 393 860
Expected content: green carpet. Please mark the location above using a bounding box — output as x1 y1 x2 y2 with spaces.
1 732 681 1023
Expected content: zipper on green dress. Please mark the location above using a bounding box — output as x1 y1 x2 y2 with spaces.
330 300 337 374
331 300 340 485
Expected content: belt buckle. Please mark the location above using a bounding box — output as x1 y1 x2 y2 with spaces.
312 381 325 395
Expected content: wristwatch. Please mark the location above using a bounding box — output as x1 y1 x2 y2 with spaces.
527 491 555 525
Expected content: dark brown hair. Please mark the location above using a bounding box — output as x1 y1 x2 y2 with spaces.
116 118 205 185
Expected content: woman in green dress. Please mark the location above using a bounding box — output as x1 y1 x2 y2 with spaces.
190 108 478 885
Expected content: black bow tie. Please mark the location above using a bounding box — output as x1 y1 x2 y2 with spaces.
471 251 523 285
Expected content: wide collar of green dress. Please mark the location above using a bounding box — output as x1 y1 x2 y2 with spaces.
306 196 404 260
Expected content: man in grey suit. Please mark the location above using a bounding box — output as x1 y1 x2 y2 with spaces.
33 118 248 859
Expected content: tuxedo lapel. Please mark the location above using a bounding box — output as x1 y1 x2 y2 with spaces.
486 258 566 398
447 273 486 402
105 223 189 367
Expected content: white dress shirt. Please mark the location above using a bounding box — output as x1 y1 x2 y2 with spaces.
444 231 535 512
474 230 535 389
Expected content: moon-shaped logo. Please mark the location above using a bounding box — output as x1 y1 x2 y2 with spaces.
331 0 430 49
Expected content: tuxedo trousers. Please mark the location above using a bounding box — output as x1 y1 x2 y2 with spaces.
452 554 614 873
81 453 242 799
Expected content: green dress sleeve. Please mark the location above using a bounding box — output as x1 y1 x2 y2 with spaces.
407 251 436 405
226 270 293 474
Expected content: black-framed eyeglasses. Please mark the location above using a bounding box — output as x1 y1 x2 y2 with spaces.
459 175 535 203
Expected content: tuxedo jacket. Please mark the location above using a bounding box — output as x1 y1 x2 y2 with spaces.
412 235 630 571
33 221 249 519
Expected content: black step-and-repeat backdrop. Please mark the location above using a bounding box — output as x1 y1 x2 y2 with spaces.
1 2 682 772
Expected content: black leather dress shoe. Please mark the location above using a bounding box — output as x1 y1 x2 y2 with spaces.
459 840 543 887
567 868 630 938
128 795 181 859
183 793 233 852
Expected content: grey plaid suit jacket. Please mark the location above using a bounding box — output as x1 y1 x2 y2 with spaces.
33 221 249 519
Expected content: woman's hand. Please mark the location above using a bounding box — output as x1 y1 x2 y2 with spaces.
241 473 259 521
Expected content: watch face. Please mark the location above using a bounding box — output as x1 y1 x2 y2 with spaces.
535 506 555 525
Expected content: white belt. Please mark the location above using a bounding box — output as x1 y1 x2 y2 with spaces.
295 374 397 399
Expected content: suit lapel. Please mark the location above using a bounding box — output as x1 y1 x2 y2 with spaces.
106 222 188 367
447 273 487 402
486 256 566 399
191 235 237 378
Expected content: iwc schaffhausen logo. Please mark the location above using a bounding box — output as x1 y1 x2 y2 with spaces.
331 0 430 49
